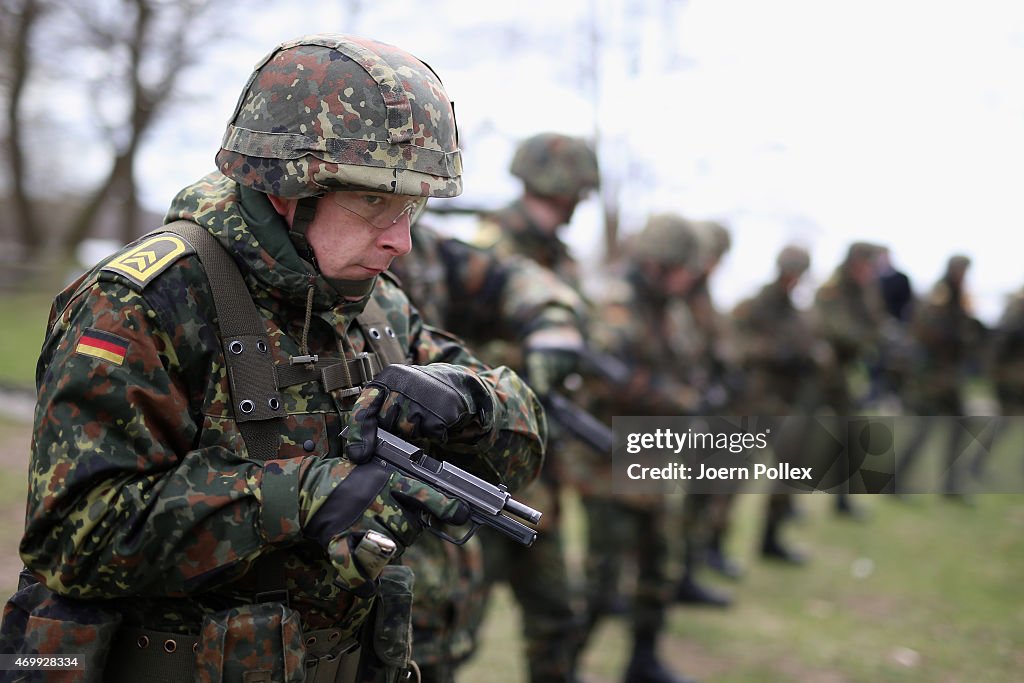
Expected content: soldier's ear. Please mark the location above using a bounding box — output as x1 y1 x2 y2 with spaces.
267 194 297 223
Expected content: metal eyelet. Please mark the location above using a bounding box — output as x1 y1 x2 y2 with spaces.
368 328 382 340
239 400 255 414
137 635 150 649
164 639 177 654
328 631 341 642
268 397 281 411
228 340 244 355
306 636 317 647
385 326 396 338
193 642 199 654
256 340 268 353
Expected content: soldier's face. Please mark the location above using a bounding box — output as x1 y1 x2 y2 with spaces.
661 264 696 297
271 192 415 280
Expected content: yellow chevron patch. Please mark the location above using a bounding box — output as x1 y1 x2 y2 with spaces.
102 234 194 289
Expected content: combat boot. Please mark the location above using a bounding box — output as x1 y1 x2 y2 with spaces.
760 536 808 565
760 521 808 566
623 633 698 683
673 573 732 607
705 539 743 581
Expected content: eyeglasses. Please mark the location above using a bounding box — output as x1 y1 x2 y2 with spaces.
329 192 427 229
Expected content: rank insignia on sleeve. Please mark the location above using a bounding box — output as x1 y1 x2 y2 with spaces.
75 328 130 366
101 233 194 288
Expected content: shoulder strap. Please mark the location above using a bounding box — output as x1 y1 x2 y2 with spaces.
356 295 407 367
161 220 284 462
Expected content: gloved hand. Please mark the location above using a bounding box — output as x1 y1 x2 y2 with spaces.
522 327 584 395
344 364 495 464
303 460 469 596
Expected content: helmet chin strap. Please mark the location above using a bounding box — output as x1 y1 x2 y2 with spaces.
288 195 377 302
288 196 320 269
325 275 377 300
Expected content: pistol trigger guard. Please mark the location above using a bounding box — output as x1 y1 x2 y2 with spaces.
423 519 480 546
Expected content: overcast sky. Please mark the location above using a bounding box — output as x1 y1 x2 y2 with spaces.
130 0 1024 324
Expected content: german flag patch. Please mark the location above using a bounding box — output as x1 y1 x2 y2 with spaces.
75 328 130 366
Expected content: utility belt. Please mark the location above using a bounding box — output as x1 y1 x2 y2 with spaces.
103 561 415 683
106 623 360 683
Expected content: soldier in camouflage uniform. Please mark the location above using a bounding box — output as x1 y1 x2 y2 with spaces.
674 220 741 601
389 224 588 683
812 241 886 515
991 286 1024 415
468 132 599 683
732 246 821 563
986 285 1024 477
895 255 983 496
3 35 546 683
575 213 705 683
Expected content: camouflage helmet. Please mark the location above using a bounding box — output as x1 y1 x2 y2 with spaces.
947 253 971 273
510 133 600 199
693 220 732 263
776 245 811 276
844 241 883 265
631 213 701 270
216 34 462 199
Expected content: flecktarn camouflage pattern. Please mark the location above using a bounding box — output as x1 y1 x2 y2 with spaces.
509 132 599 200
217 34 462 199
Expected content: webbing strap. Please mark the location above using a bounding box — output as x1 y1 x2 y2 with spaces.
275 353 383 393
357 297 407 367
162 221 283 462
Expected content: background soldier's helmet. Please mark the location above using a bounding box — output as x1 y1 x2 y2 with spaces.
947 254 971 274
844 241 883 265
631 213 702 270
509 133 600 200
693 220 732 265
776 245 811 276
216 34 462 199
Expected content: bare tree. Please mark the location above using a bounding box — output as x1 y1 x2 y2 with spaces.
54 0 224 251
1 0 48 256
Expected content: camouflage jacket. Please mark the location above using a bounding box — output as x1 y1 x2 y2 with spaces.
20 172 545 639
813 268 885 367
733 280 820 413
472 200 581 290
392 223 585 345
587 268 702 416
906 275 984 399
991 287 1024 406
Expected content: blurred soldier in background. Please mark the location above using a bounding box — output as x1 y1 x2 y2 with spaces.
470 132 600 683
675 220 740 599
574 213 705 683
732 246 821 564
389 224 588 683
869 247 916 407
986 285 1024 478
877 247 915 323
896 255 985 497
812 241 886 515
990 285 1024 416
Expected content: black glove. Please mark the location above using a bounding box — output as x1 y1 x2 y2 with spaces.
344 364 494 464
302 459 469 595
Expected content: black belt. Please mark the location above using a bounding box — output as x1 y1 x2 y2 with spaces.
106 625 361 683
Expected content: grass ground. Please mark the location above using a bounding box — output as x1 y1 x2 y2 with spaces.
0 269 64 389
462 491 1024 683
